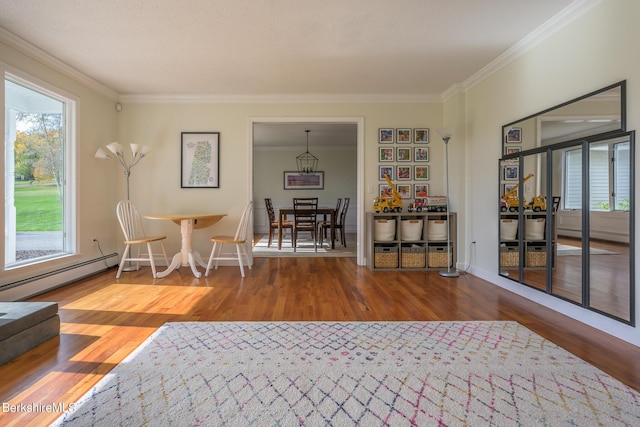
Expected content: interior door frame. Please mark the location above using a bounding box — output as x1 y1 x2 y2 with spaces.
248 116 365 265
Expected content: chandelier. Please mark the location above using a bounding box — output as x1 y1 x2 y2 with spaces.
296 129 318 174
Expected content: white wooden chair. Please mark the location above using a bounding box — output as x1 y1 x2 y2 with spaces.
205 201 253 278
116 200 169 279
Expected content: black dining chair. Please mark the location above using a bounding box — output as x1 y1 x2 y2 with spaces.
319 197 350 247
265 198 292 247
292 197 318 252
318 198 341 247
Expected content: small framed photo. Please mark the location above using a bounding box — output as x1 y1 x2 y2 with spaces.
505 146 522 155
414 184 429 198
284 171 324 189
181 132 220 188
396 128 412 143
379 128 394 143
503 165 519 180
379 184 392 197
379 147 394 162
397 166 412 180
414 128 429 143
414 147 429 162
506 127 522 143
379 165 394 180
397 184 412 199
503 183 518 198
396 147 411 162
414 165 429 180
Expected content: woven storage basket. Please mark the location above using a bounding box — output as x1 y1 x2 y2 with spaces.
500 246 519 267
427 246 452 268
401 246 426 268
526 246 546 267
374 246 398 268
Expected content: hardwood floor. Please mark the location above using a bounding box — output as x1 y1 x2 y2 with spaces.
1 257 639 425
505 236 632 321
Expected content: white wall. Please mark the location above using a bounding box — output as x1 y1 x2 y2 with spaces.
461 0 640 344
0 39 119 298
117 102 444 263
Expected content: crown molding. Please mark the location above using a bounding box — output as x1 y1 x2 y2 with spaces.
118 93 442 104
1 0 602 105
0 27 118 100
445 0 603 101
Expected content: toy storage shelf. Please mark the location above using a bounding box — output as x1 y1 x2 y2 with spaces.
499 211 556 269
366 212 457 271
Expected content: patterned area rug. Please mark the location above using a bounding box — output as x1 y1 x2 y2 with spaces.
252 235 357 257
557 243 618 256
52 321 640 426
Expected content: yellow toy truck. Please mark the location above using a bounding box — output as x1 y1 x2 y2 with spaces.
373 174 403 213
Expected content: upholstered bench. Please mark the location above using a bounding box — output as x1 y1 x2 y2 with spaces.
0 302 60 366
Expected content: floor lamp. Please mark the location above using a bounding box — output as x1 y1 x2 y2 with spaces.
437 128 459 278
95 142 151 200
95 142 151 271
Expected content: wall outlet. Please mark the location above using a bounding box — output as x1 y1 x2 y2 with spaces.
91 237 98 247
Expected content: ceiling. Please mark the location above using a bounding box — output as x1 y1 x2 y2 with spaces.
0 0 587 148
253 122 358 149
0 0 580 98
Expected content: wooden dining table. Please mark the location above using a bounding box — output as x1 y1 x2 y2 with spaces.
278 208 335 250
144 213 226 278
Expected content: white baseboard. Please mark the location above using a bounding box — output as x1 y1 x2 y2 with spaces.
0 254 118 301
468 265 640 346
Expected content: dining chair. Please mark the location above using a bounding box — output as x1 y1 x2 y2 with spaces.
115 200 169 279
319 197 350 247
292 197 318 252
205 201 253 278
265 198 293 247
317 198 341 247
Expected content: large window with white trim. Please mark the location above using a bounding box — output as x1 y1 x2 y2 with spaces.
4 74 76 268
564 137 631 212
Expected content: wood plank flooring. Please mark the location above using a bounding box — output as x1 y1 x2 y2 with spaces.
1 256 639 425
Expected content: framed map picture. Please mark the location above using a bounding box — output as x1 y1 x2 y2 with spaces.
181 132 220 188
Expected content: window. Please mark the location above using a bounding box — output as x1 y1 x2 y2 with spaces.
4 73 76 268
613 141 630 211
564 148 582 210
563 137 631 212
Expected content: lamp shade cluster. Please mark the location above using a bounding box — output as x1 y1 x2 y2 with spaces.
95 142 151 200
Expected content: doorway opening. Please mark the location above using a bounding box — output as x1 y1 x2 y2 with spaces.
249 117 365 264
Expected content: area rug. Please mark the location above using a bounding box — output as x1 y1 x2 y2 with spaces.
253 235 357 257
557 243 618 256
51 321 640 426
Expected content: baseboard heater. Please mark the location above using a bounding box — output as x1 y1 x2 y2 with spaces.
0 253 118 301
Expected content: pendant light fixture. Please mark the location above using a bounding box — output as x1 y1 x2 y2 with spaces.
296 129 318 174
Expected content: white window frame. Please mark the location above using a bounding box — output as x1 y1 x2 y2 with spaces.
3 66 77 271
562 136 631 212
